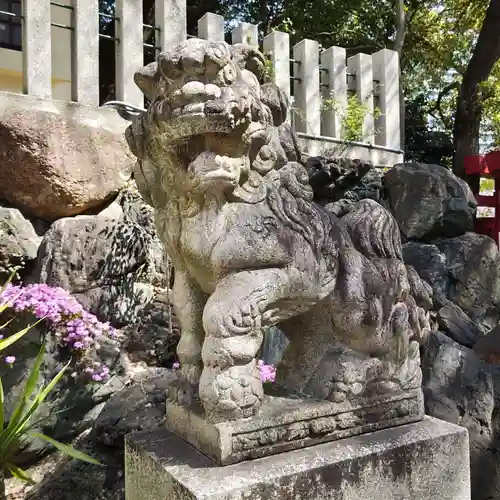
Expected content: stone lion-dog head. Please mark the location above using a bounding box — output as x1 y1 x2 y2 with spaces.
126 38 295 210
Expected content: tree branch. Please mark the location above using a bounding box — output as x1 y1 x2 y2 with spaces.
431 81 459 131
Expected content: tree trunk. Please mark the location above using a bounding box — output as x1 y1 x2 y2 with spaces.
453 0 500 190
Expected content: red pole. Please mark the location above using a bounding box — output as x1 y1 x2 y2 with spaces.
496 176 500 246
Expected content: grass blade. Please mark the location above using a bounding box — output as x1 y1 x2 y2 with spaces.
28 432 102 465
22 343 45 403
2 359 71 451
0 287 22 315
35 360 71 406
0 319 42 352
0 352 68 454
2 344 45 440
0 318 13 331
5 462 36 484
0 377 3 432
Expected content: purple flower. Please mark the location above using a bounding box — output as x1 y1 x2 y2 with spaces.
5 355 15 364
257 360 276 383
0 282 117 384
172 362 180 369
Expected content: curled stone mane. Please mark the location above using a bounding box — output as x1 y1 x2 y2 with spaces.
342 199 403 261
267 162 329 260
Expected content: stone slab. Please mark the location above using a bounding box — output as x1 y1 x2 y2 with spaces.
124 416 470 500
165 388 424 465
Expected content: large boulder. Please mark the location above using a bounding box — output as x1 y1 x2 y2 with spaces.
0 92 133 221
434 232 500 329
384 162 477 240
436 301 486 348
123 291 180 367
28 185 168 327
0 206 41 281
402 241 449 307
93 371 174 447
422 331 500 500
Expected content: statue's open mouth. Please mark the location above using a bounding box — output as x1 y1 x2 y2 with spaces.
155 80 257 145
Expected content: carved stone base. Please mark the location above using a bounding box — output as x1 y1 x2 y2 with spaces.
125 416 470 500
165 388 424 465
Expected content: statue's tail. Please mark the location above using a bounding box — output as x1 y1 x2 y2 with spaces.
341 199 402 261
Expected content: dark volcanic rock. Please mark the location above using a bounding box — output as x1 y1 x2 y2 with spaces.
385 162 476 240
436 301 486 348
94 372 174 447
28 185 169 327
402 241 449 307
434 232 500 330
305 156 383 217
22 370 174 500
0 206 41 281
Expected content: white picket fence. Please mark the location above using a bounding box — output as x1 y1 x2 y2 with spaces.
0 0 403 164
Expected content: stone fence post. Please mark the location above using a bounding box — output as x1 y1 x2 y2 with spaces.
320 46 347 140
372 48 401 151
155 0 187 52
347 53 375 144
263 30 291 122
231 22 258 47
72 0 99 105
198 12 224 41
292 39 321 139
115 0 144 107
23 0 51 98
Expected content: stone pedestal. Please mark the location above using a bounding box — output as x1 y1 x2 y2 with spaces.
165 389 424 465
124 416 470 500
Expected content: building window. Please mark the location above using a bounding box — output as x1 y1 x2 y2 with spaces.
0 0 21 51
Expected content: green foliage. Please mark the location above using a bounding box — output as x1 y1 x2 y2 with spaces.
262 56 275 83
322 94 382 143
0 275 101 488
405 94 454 167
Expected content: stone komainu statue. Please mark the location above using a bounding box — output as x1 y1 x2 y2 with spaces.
125 38 432 425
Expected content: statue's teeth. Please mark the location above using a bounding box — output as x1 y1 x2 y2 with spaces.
181 81 205 96
182 103 205 114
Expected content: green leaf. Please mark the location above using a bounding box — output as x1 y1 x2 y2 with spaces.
1 344 45 448
0 377 3 432
0 318 42 352
35 359 71 407
22 343 45 403
0 293 20 316
0 318 13 331
2 359 71 450
0 270 21 315
28 432 102 465
5 462 36 484
0 352 69 455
